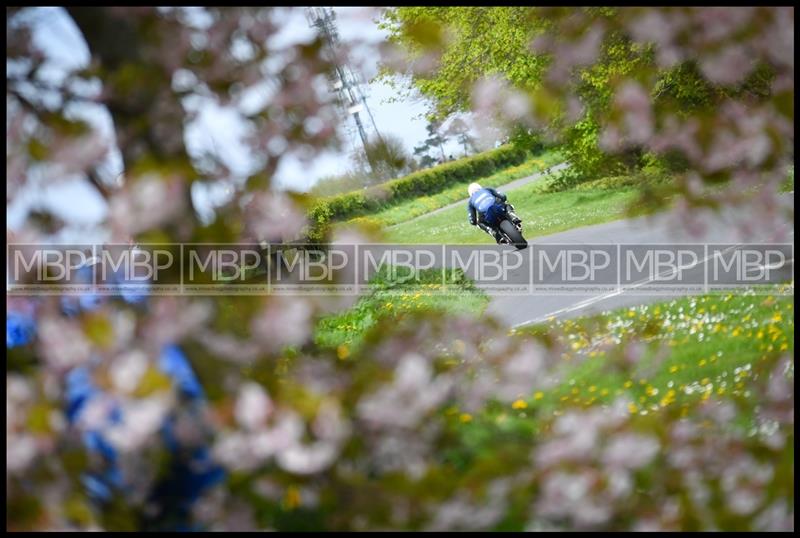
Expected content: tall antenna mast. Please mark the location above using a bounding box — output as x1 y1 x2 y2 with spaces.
306 7 383 173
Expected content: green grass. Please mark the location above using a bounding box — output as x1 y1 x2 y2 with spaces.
383 180 645 244
313 266 489 353
495 283 794 428
779 165 794 192
337 149 565 231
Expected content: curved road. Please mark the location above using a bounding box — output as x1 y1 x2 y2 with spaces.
489 193 794 328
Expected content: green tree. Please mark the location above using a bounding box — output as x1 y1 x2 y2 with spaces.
354 133 413 182
378 7 549 122
412 118 449 166
445 117 477 157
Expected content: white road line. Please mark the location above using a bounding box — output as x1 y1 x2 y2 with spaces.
510 243 747 329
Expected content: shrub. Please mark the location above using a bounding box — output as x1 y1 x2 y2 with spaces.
306 144 528 241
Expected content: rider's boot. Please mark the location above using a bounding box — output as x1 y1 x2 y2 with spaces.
478 222 503 244
506 204 522 226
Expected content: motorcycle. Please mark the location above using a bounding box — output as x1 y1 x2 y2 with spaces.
495 203 528 250
479 202 527 250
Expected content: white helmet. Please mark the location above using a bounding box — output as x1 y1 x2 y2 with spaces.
468 182 482 196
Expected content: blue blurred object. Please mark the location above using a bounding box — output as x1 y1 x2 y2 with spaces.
63 345 224 529
65 366 101 422
61 293 104 317
159 344 205 400
7 311 36 348
60 263 103 316
112 264 151 305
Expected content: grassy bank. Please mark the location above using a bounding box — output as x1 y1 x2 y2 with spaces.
313 266 489 353
341 149 564 230
383 178 648 244
479 283 794 431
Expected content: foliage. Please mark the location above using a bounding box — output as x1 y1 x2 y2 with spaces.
342 149 563 230
412 118 449 167
383 177 646 244
314 266 488 352
6 6 794 532
354 133 415 183
444 117 478 158
380 6 794 204
306 144 528 241
310 170 374 197
378 7 549 121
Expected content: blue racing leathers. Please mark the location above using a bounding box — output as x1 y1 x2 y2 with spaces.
467 187 507 226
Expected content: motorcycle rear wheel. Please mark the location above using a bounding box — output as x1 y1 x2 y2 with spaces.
499 219 527 250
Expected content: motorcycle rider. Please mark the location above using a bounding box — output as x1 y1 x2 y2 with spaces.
467 182 522 244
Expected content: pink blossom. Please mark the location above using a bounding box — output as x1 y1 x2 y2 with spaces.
602 433 660 470
235 382 273 431
699 45 754 86
250 297 313 352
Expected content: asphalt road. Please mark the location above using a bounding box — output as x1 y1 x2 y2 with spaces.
487 193 795 328
263 192 793 328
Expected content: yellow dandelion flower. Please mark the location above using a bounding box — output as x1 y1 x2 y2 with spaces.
534 391 544 400
512 399 528 410
337 344 350 360
669 365 679 373
283 486 302 510
772 312 783 322
460 413 473 423
628 403 638 414
699 359 707 367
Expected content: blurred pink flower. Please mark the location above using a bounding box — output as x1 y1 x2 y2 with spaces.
235 382 273 431
250 297 313 352
699 45 754 86
244 191 308 243
36 316 93 373
602 432 660 470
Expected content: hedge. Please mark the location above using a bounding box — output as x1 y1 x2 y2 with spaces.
307 144 528 240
